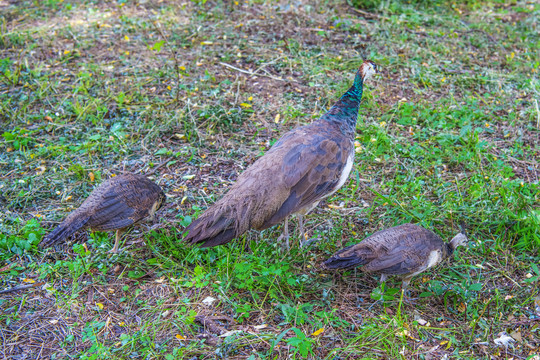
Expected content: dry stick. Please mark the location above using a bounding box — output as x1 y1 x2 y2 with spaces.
146 156 176 176
349 7 390 21
219 62 295 83
534 98 540 129
0 282 45 295
154 23 182 105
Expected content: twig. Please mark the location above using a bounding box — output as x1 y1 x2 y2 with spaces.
146 156 176 176
219 62 294 82
534 98 539 129
0 282 45 295
0 263 14 272
349 7 389 21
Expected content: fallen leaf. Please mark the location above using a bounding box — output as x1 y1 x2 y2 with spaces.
311 328 324 336
49 319 59 324
175 334 186 340
254 324 267 330
23 278 35 283
274 114 281 123
96 303 104 310
240 103 252 108
509 330 521 342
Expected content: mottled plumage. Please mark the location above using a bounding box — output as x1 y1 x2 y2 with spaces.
40 174 166 253
323 223 467 288
184 60 378 248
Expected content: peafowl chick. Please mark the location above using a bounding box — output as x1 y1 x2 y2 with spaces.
40 174 166 253
183 60 379 249
323 223 467 290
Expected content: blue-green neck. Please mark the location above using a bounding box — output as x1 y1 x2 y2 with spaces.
321 70 364 137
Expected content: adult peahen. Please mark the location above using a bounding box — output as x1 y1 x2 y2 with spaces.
183 60 379 249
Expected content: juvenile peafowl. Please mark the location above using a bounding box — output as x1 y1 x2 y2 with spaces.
323 223 468 290
40 174 166 253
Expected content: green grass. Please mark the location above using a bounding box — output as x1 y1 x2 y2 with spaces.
1 0 539 359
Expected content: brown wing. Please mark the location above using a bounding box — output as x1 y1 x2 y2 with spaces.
324 223 444 275
40 174 163 247
260 125 353 228
84 174 163 231
183 121 353 247
360 224 444 275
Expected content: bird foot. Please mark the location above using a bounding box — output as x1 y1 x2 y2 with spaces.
276 233 290 251
107 247 120 254
300 236 320 248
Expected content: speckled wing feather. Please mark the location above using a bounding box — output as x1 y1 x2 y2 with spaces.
324 224 445 275
85 179 161 231
183 120 353 247
40 174 164 247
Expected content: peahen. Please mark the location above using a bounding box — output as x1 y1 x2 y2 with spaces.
183 60 379 249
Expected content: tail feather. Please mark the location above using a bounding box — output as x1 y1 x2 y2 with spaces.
40 217 89 248
183 215 238 247
323 245 369 269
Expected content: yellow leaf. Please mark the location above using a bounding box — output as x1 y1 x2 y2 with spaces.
179 65 186 71
175 334 186 340
124 35 130 41
88 172 95 182
23 278 35 283
274 114 281 123
181 196 188 205
240 103 252 108
97 303 104 310
311 328 324 336
200 41 213 45
167 85 172 90
248 96 253 101
64 50 70 55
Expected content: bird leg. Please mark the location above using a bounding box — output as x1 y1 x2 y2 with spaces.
297 214 305 242
276 217 290 250
109 229 124 253
400 278 417 303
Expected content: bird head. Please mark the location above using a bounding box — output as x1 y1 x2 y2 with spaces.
157 191 167 210
360 60 379 82
449 232 468 250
